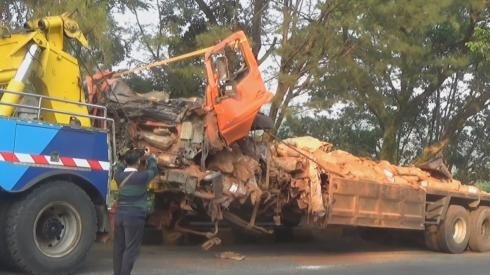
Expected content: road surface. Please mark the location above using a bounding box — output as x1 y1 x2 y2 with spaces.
1 228 489 275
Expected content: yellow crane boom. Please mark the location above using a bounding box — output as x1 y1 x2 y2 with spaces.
0 12 91 126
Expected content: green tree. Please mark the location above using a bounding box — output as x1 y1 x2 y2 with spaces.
119 0 354 107
120 0 242 96
448 109 490 182
312 0 489 164
280 104 382 158
0 0 135 72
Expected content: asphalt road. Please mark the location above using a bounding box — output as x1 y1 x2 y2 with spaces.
1 229 489 275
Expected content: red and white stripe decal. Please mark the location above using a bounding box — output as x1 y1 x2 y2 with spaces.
0 152 110 171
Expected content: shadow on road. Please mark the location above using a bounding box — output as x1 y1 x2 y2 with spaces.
0 227 432 275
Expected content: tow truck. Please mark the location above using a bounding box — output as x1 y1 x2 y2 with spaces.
0 13 113 274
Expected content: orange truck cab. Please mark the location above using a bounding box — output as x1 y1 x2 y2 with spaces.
204 31 273 147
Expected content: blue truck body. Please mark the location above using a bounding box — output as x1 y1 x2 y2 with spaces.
0 116 110 199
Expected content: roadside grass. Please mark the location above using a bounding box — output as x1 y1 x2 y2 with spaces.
475 181 490 192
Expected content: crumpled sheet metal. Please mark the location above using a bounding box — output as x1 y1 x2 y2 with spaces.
270 138 327 216
103 78 485 245
273 136 475 196
282 136 333 153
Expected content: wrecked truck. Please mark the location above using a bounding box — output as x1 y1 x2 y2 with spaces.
90 31 490 254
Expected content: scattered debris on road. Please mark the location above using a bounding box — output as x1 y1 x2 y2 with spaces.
217 251 246 261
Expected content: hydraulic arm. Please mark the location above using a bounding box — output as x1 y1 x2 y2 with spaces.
0 12 91 126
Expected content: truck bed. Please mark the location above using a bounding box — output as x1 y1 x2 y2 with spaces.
326 176 490 231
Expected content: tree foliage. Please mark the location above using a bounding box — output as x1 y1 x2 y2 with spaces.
0 0 133 71
311 0 488 163
1 0 488 182
282 0 489 181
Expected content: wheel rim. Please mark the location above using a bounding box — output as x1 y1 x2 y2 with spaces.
452 217 467 244
33 202 82 258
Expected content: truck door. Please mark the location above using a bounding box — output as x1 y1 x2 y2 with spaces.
0 118 15 152
0 118 18 190
204 31 273 146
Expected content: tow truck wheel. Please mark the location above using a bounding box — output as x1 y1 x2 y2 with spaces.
468 206 490 252
5 181 97 275
0 199 16 270
437 205 470 254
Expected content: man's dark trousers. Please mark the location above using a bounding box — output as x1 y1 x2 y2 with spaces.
113 213 145 275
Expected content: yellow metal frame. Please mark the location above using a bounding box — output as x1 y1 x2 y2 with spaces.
0 13 91 127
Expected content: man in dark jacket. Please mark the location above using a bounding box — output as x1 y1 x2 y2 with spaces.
113 148 158 275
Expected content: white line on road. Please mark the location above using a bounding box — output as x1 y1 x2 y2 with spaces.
297 265 329 270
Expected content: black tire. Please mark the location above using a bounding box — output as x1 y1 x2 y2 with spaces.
273 226 294 242
468 206 490 252
0 198 16 270
436 205 470 254
5 181 97 275
424 225 440 252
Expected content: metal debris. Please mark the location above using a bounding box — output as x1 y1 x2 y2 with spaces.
90 78 481 249
216 251 246 261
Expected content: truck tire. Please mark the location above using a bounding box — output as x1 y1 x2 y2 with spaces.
468 206 490 252
424 226 440 252
273 226 294 242
5 181 97 275
436 205 470 254
0 199 16 270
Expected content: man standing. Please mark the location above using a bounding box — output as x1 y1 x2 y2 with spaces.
113 148 158 275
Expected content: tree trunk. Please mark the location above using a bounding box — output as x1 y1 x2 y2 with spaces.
416 138 450 164
250 0 269 57
416 92 489 163
379 119 399 163
272 88 296 133
269 80 290 132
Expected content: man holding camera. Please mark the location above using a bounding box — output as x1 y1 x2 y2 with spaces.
113 148 158 275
